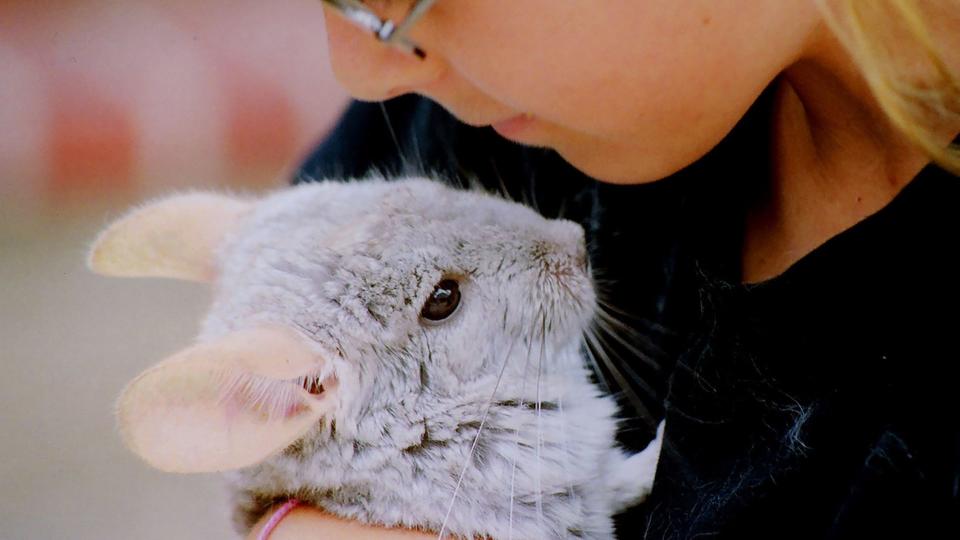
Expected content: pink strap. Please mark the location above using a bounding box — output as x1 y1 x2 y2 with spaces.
257 499 301 540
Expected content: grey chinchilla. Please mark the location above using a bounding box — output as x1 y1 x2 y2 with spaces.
89 177 663 539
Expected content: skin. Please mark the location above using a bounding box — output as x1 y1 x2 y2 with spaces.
249 1 960 537
248 506 450 540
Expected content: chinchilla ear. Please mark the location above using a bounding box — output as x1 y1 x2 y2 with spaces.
87 192 252 282
117 326 339 473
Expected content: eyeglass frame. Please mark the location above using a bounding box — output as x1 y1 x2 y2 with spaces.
321 0 439 60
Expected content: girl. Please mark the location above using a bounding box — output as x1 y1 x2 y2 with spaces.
250 1 960 538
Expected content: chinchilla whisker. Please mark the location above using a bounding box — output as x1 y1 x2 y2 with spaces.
557 395 576 500
586 324 652 388
591 312 662 371
593 304 666 362
597 307 670 357
378 102 411 173
590 278 676 335
491 160 514 202
591 291 634 317
507 309 543 540
509 310 541 540
409 124 424 171
437 336 516 540
583 328 655 424
590 317 662 373
581 340 612 395
587 321 660 401
592 302 640 336
594 295 678 338
555 196 569 221
535 310 548 528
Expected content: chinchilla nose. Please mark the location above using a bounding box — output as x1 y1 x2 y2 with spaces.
551 220 589 271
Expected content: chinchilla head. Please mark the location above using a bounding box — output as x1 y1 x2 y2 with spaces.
89 177 597 475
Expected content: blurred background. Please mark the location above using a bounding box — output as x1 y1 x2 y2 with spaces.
1 1 349 538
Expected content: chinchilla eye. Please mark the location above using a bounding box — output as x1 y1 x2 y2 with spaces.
420 279 461 322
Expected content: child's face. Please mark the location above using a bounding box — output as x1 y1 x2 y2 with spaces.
323 0 821 184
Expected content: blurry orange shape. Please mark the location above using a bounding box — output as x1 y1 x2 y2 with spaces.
0 43 48 201
49 79 135 198
222 64 300 185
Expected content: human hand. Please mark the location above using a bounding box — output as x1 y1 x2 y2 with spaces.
247 505 441 540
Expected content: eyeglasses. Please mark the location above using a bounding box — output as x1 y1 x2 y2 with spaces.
321 0 438 60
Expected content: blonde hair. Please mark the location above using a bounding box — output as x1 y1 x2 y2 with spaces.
817 0 960 174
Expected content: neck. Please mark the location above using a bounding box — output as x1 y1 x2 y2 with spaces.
741 25 958 283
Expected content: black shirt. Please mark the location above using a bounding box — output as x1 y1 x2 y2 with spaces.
295 91 960 539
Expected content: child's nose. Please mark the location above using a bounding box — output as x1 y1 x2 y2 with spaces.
322 5 443 101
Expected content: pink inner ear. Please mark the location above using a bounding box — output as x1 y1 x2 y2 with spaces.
117 326 338 473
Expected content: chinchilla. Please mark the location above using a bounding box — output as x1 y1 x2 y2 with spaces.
88 176 663 539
